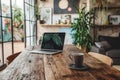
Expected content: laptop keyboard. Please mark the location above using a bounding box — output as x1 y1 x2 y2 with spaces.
40 50 58 52
29 50 62 54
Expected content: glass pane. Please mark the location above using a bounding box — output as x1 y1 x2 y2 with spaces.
0 17 2 42
13 41 24 54
29 0 32 5
31 0 34 6
30 22 33 36
4 42 12 63
30 6 35 20
33 36 36 45
13 23 24 41
1 0 11 17
0 42 3 64
25 0 29 3
25 4 29 20
12 0 24 10
2 18 12 42
26 21 30 36
32 22 36 35
0 8 2 16
30 36 36 46
12 8 24 41
0 17 3 64
26 37 30 46
31 36 33 46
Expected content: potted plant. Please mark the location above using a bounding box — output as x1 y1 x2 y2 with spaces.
13 7 24 41
13 7 23 28
71 7 94 52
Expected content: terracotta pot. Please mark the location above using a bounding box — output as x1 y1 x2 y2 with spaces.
4 19 9 25
15 22 19 28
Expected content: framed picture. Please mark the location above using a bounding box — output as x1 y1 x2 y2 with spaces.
40 8 52 24
108 15 120 25
54 0 80 14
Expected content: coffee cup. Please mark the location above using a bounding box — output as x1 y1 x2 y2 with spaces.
69 53 84 68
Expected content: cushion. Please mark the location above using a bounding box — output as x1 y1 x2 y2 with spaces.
106 49 120 58
98 35 120 49
95 41 111 49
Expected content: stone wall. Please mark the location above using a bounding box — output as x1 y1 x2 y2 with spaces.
91 0 120 41
94 26 120 41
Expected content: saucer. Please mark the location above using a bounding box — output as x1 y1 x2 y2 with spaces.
69 64 89 71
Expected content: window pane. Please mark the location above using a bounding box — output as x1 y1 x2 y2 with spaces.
0 42 3 64
33 36 36 45
0 8 2 16
25 4 29 20
2 18 12 42
26 37 30 46
29 22 32 36
4 42 12 63
1 0 11 17
30 22 35 36
29 36 36 46
29 0 31 5
31 0 34 6
13 42 24 54
25 0 36 46
0 17 3 64
26 21 30 36
25 0 29 3
12 0 24 10
12 7 24 41
0 17 2 42
30 36 33 46
30 6 35 21
31 22 36 35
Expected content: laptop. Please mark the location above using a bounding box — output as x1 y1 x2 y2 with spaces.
30 32 66 54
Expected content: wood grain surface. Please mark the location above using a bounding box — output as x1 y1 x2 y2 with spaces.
0 45 120 80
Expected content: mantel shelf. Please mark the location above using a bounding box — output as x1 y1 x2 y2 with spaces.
40 24 71 27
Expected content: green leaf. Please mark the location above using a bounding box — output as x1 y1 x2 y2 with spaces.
71 7 94 51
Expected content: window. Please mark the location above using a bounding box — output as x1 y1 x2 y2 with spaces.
24 0 37 46
0 0 37 66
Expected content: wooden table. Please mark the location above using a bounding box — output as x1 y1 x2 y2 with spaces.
0 45 120 80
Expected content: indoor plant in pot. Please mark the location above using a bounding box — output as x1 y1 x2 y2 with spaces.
71 7 94 52
13 7 24 41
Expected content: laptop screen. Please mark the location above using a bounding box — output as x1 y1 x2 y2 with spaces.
41 32 65 50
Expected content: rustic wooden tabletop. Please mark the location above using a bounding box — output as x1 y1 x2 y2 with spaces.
0 45 120 80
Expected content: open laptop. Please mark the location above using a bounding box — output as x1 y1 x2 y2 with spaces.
30 32 66 54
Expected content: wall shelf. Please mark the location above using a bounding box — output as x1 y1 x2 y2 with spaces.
94 7 120 10
95 24 120 31
93 6 120 42
40 24 71 27
95 24 120 27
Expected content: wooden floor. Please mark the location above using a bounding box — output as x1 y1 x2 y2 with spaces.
0 42 24 63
